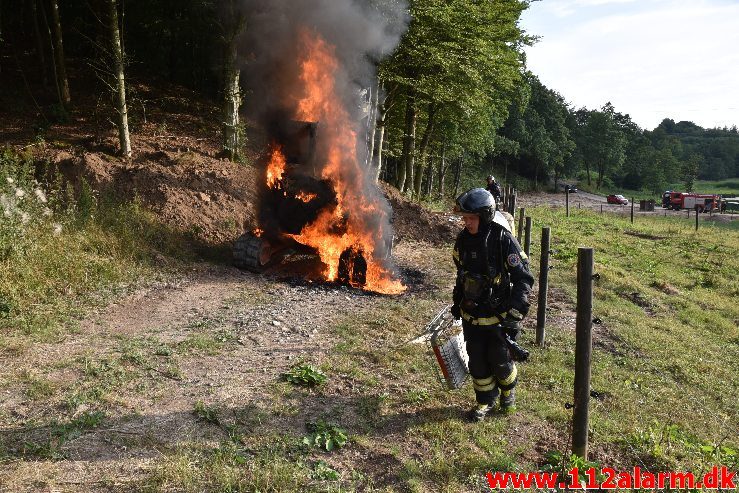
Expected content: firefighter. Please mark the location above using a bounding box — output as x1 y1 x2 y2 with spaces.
451 188 534 421
485 175 503 204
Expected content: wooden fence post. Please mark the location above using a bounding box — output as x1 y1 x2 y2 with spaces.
511 191 517 220
524 216 532 257
517 208 526 243
573 247 594 460
536 227 550 346
695 206 699 231
566 189 570 217
630 198 634 223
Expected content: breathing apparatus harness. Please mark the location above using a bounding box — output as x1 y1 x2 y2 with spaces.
459 224 510 315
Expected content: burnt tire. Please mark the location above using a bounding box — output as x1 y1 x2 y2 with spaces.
338 248 368 287
233 233 271 273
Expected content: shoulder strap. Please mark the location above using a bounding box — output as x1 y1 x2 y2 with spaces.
482 225 506 278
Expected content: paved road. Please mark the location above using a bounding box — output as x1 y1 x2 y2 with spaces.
557 184 606 204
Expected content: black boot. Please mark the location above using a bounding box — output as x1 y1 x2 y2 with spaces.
468 403 496 422
468 386 499 422
500 389 516 413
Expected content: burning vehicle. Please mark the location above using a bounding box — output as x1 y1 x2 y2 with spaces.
234 29 404 295
234 120 385 288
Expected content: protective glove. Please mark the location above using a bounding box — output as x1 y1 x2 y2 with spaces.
500 318 520 341
450 304 462 320
500 307 524 340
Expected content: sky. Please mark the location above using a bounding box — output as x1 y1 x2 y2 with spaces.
520 0 739 131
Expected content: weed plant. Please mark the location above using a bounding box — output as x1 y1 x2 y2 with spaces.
282 364 327 387
303 420 348 452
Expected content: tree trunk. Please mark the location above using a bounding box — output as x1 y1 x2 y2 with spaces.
378 138 389 182
49 0 70 106
222 62 240 160
438 140 447 198
366 76 379 169
373 121 385 183
30 0 49 87
388 156 398 185
413 102 436 198
425 154 434 197
585 161 592 185
108 0 131 157
398 92 416 192
38 0 63 103
222 3 245 160
453 155 463 197
373 83 397 183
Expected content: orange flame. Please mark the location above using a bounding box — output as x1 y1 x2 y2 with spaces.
295 191 317 203
266 145 287 189
269 29 405 295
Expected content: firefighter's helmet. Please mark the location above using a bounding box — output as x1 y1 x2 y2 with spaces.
455 188 495 224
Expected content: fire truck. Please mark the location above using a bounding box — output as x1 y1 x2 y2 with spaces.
667 192 720 212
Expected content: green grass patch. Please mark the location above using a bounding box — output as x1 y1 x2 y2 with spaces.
140 437 318 492
576 177 739 199
667 178 739 196
524 206 738 469
0 148 196 341
193 400 220 425
12 410 106 460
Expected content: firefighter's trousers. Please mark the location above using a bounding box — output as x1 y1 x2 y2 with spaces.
463 322 517 405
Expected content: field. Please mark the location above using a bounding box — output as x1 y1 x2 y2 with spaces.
686 179 739 196
578 178 739 201
1 184 737 491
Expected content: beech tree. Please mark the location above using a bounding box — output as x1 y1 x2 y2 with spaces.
49 0 71 107
108 0 131 157
29 0 49 87
221 0 245 160
498 74 574 188
379 0 529 195
371 82 399 182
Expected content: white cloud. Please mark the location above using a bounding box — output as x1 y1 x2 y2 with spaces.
523 0 739 129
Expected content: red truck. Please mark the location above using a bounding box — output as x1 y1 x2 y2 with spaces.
667 192 719 212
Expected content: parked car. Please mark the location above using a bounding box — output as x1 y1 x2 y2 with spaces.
564 184 578 193
607 194 628 205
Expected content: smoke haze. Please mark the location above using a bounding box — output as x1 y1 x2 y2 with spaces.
240 0 408 129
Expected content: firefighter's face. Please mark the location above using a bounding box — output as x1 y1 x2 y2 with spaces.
462 214 480 234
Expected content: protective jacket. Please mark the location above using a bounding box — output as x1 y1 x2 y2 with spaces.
486 182 503 203
452 222 533 325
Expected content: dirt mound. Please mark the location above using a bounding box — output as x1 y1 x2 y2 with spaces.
17 82 266 245
42 145 260 245
381 183 460 245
